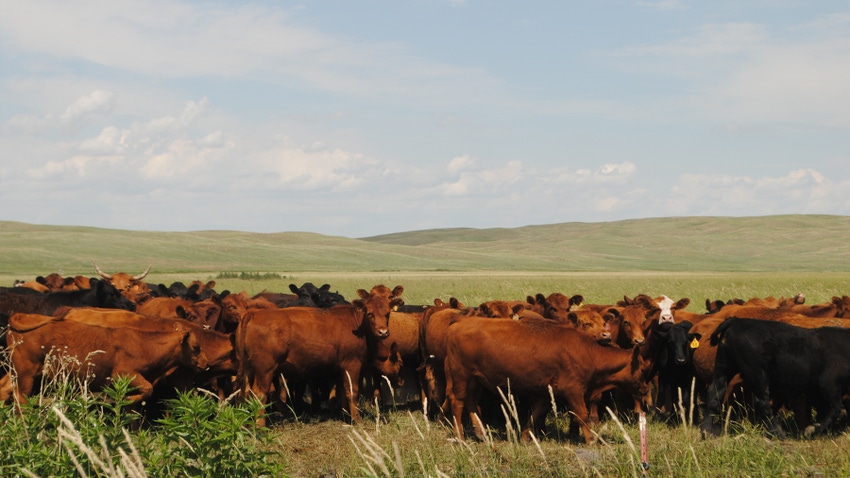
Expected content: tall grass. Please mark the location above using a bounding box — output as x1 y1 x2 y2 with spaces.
0 349 286 477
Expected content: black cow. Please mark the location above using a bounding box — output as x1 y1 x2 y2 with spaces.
650 321 700 423
287 282 348 308
702 317 850 438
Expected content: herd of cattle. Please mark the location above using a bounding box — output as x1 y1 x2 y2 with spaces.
1 265 850 444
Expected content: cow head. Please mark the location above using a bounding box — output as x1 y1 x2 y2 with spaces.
372 342 404 387
653 320 696 367
635 294 690 324
609 306 647 347
181 328 209 371
535 292 584 322
94 279 137 312
219 290 248 332
353 284 404 339
568 309 611 345
93 262 151 301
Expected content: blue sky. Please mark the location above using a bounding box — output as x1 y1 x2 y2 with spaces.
1 0 848 237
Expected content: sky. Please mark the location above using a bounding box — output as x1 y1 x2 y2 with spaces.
1 0 849 238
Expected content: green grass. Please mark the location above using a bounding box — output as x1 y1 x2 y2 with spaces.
2 214 849 276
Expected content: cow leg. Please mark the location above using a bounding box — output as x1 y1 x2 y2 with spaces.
248 372 274 427
0 373 13 402
444 358 477 441
807 387 844 437
11 366 39 406
340 366 362 423
117 374 155 430
747 372 785 439
523 399 550 442
562 389 594 444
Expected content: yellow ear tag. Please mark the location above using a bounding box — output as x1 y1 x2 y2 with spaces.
392 305 398 312
690 337 700 349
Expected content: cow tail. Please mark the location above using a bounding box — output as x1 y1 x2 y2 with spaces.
709 318 736 346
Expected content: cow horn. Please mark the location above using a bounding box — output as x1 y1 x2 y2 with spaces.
93 262 112 279
132 265 152 281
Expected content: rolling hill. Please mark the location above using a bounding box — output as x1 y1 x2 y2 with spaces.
1 215 848 275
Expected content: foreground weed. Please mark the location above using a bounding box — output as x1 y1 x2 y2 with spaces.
148 391 287 477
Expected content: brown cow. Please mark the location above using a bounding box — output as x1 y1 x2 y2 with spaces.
235 285 403 425
56 307 238 403
93 262 152 301
1 313 207 408
136 296 222 329
56 307 236 380
444 316 650 444
710 300 845 322
369 308 428 407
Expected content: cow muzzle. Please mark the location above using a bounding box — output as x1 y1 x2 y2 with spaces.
376 328 390 338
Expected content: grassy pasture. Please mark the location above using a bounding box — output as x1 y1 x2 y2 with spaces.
2 216 849 476
4 272 847 476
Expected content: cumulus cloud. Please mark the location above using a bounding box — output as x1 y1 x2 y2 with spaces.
438 159 525 197
4 89 117 133
668 169 848 216
447 154 476 174
547 162 637 185
60 90 116 122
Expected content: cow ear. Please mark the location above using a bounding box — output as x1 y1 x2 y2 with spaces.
605 308 621 320
289 284 299 294
676 298 691 310
176 305 189 320
567 312 579 326
390 298 404 310
635 295 653 309
356 289 369 299
511 304 526 318
391 285 404 298
679 320 693 330
479 303 492 317
570 295 584 307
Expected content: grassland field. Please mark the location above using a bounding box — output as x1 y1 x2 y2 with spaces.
2 216 849 476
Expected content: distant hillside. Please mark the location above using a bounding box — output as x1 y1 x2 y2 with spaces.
1 215 848 275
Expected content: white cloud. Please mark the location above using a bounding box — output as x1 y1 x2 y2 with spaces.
79 126 128 153
60 90 116 122
668 169 849 216
0 0 501 106
448 154 476 174
547 162 637 185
